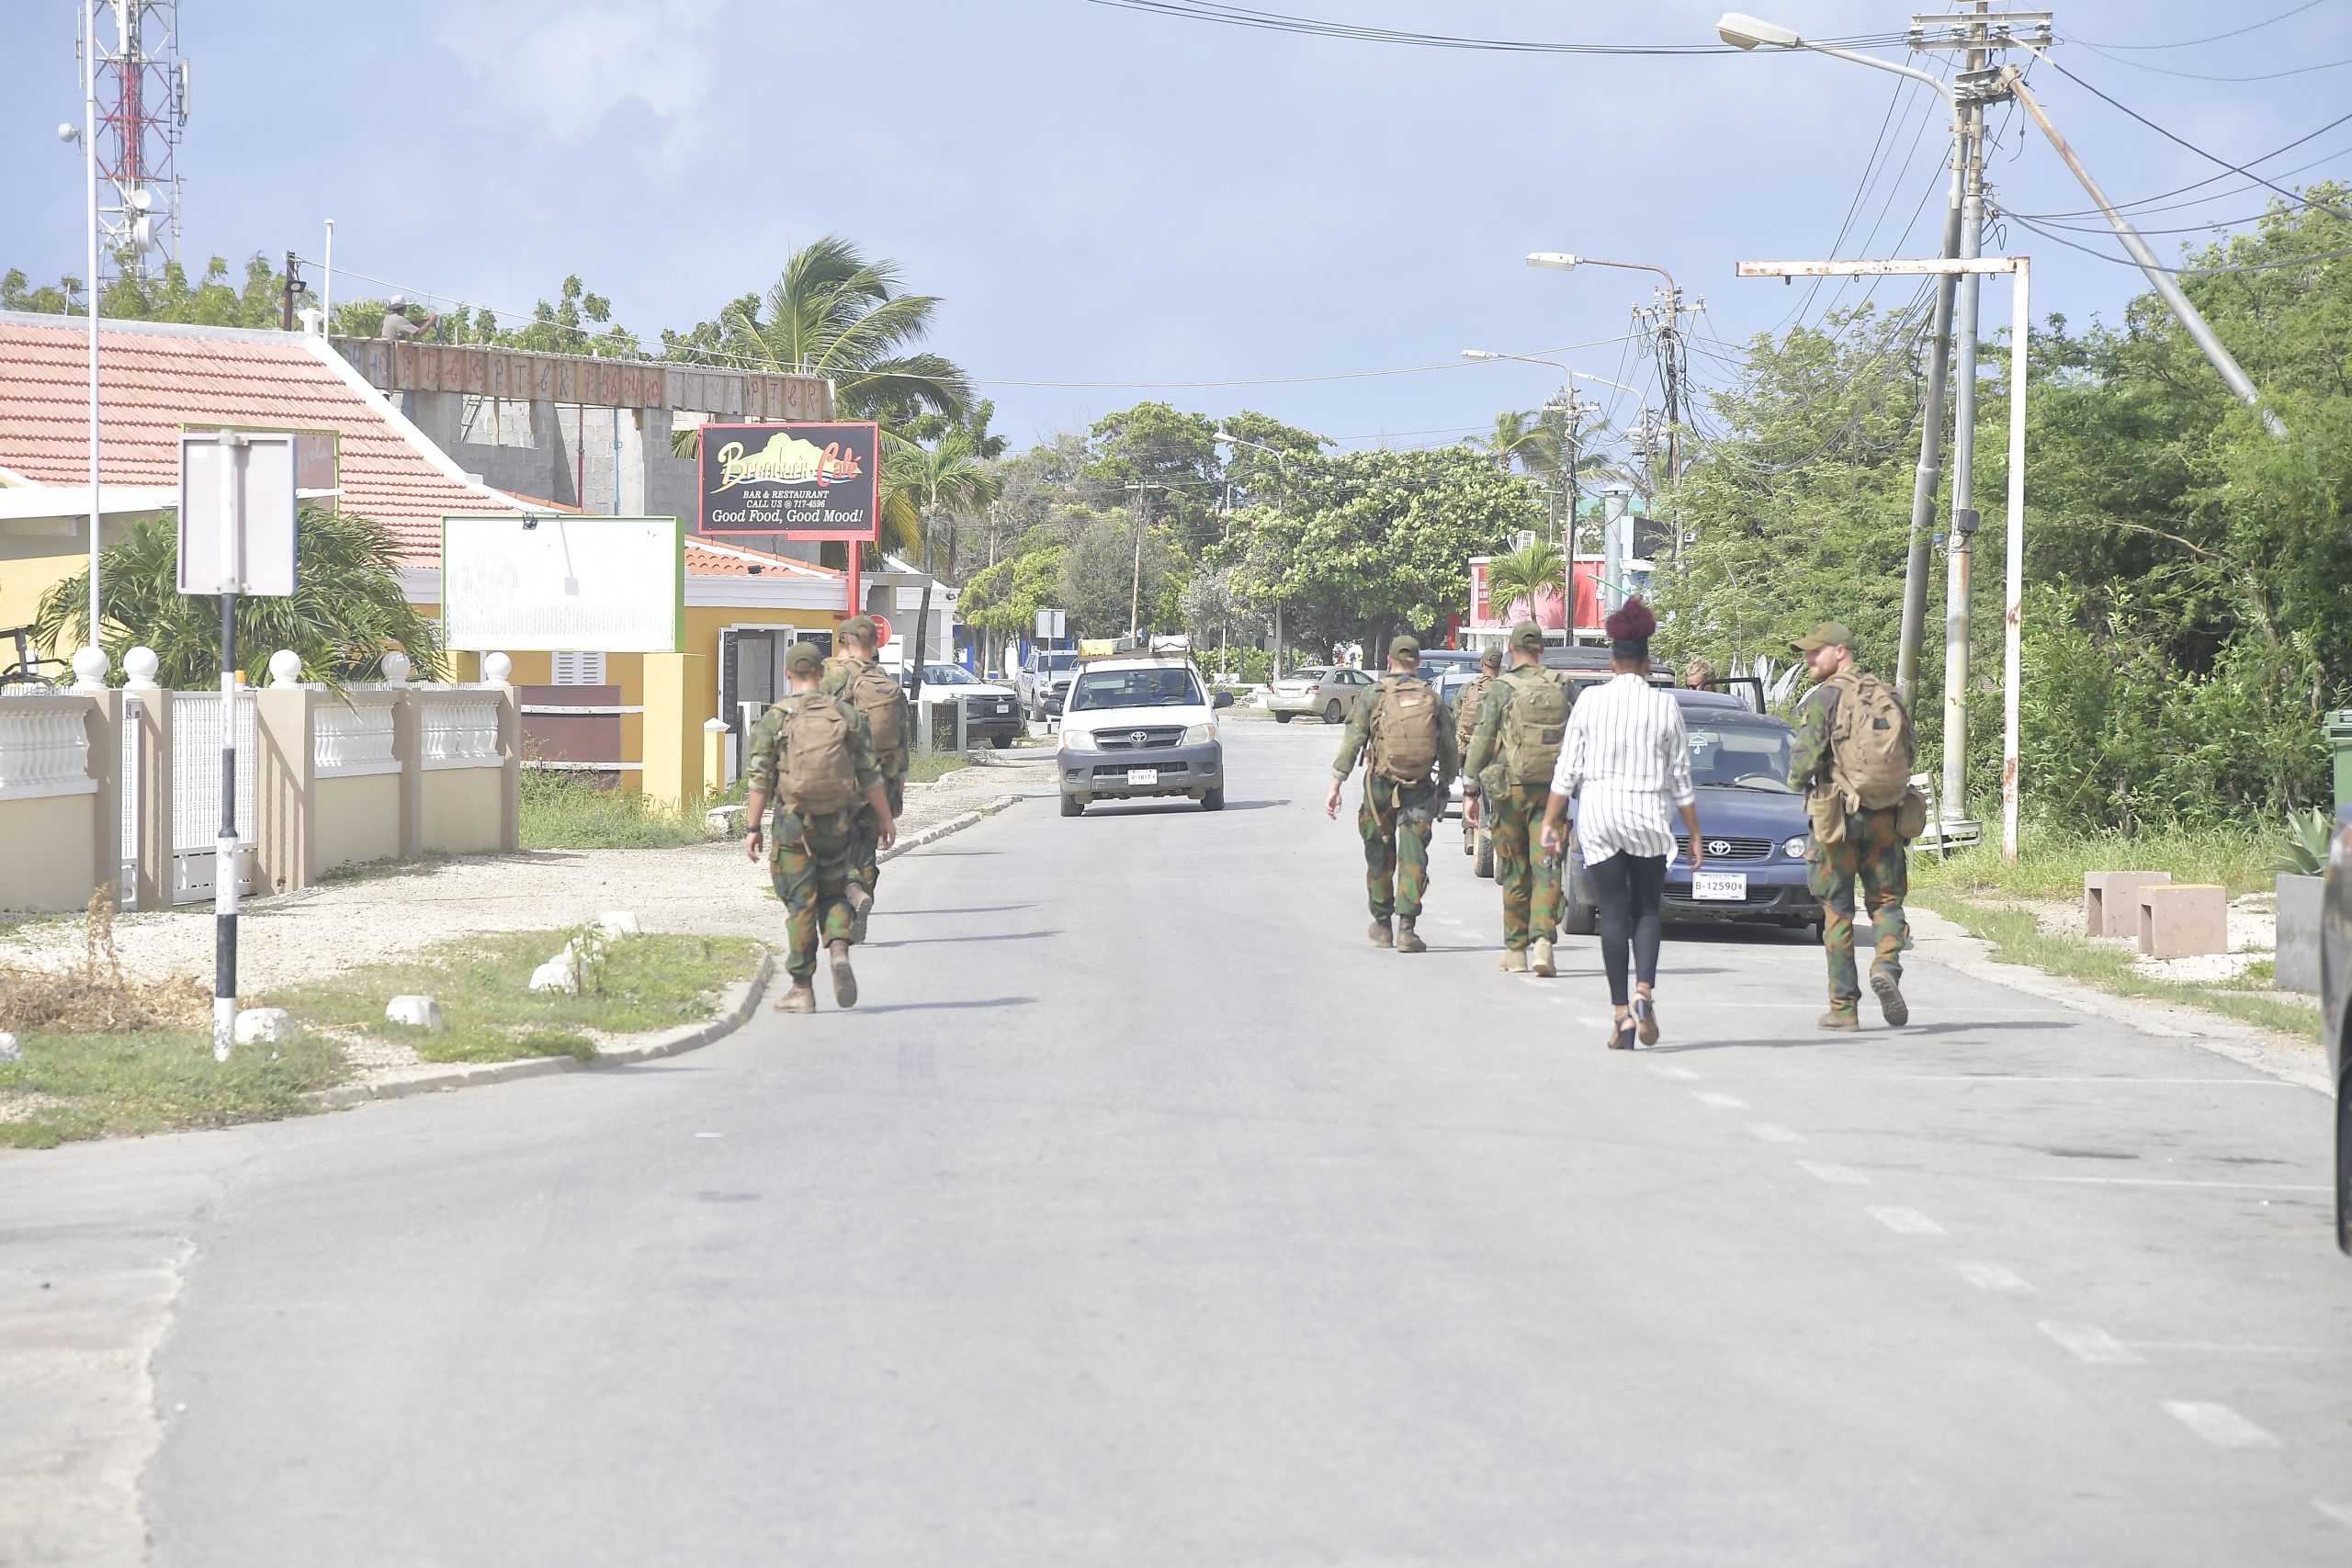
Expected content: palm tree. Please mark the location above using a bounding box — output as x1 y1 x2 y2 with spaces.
709 236 971 429
1486 540 1565 624
886 437 1001 699
1473 410 1555 475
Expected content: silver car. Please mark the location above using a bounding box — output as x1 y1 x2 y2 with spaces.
1262 665 1376 725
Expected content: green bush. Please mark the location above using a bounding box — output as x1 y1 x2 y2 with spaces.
519 772 709 850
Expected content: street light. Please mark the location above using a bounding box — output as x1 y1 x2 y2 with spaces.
1713 12 1958 105
70 3 105 685
1213 430 1295 680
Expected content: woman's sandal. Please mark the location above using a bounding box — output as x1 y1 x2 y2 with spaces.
1632 995 1659 1046
1608 1014 1637 1051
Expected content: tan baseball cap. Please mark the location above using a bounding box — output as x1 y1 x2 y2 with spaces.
1791 621 1854 654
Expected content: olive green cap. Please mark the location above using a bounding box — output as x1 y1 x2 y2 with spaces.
783 640 828 674
1388 635 1420 660
1509 619 1544 653
1480 646 1504 670
838 615 877 643
1791 621 1854 654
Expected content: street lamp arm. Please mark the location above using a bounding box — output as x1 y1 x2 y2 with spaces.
1802 43 1958 107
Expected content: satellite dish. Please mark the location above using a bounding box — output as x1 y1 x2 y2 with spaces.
130 214 157 254
127 186 153 211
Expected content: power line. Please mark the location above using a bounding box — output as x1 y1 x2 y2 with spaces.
2062 38 2352 83
2064 0 2333 51
2002 108 2352 220
2006 212 2352 273
1080 0 1912 55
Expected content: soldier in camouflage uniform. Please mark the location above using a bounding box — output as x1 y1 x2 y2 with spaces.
743 642 898 1013
819 615 908 942
1324 636 1459 952
1464 621 1573 974
1787 622 1913 1031
1454 645 1504 857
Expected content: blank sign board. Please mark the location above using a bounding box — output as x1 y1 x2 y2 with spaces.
178 431 298 596
441 514 684 653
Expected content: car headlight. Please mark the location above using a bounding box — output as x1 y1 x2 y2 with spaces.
1061 729 1095 752
1183 722 1216 745
1783 835 1810 858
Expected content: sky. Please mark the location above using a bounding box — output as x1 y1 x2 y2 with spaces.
2 0 2347 464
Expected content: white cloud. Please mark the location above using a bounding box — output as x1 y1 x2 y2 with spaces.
431 0 725 157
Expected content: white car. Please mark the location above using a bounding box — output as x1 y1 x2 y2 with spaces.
1057 653 1234 815
1261 665 1377 724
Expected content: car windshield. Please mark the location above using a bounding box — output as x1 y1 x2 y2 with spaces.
1687 724 1795 791
1037 652 1079 672
1068 666 1204 712
1284 668 1331 684
926 665 978 684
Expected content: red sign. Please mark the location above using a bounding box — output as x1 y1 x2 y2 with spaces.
869 614 893 649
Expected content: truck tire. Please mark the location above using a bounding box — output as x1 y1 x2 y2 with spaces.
1059 793 1083 818
991 734 1012 750
1201 786 1226 811
1560 870 1598 935
1474 825 1495 880
1274 712 1293 724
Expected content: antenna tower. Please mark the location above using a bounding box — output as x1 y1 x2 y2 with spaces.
81 0 189 281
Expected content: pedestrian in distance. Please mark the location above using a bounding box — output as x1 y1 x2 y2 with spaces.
1454 645 1505 858
743 641 898 1014
820 615 910 943
1540 600 1703 1049
1464 621 1576 975
1327 635 1458 953
1786 622 1925 1031
1681 655 1718 693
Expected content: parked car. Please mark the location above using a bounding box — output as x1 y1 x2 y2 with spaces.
2324 809 2352 1254
1262 665 1376 724
1560 689 1822 935
1019 649 1081 721
903 663 1022 748
1057 652 1233 814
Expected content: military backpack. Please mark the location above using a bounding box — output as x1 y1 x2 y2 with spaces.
843 661 907 767
1369 676 1442 784
1826 671 1915 810
1497 667 1573 786
775 695 860 814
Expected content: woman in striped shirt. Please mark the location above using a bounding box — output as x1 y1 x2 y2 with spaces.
1540 600 1704 1050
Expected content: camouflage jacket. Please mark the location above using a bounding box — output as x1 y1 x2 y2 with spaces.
818 654 910 781
1453 671 1497 760
1332 672 1459 789
1462 663 1574 786
745 691 883 806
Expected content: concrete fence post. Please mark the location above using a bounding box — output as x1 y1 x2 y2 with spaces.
124 648 172 912
253 681 319 897
390 687 424 862
81 690 124 907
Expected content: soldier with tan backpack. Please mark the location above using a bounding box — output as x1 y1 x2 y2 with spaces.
1787 622 1926 1032
744 641 898 1013
820 615 910 942
1463 620 1576 974
1324 636 1460 952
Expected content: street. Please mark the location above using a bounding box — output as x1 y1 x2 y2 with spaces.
9 719 2350 1565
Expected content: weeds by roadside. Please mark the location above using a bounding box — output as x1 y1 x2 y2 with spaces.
0 887 206 1034
520 772 709 851
0 1029 348 1148
1913 821 2278 901
906 751 975 784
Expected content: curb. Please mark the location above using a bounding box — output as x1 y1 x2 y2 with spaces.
1907 905 2330 1094
311 951 777 1111
879 795 1019 863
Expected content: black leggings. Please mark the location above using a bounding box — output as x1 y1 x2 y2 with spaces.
1588 852 1666 1007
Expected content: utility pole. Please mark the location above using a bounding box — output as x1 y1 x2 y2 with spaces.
1125 480 1166 636
279 251 310 332
1894 120 1967 716
1940 0 1991 828
1633 287 1702 560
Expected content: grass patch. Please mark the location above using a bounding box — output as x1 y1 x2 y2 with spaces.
1916 889 2321 1041
1912 820 2280 901
0 1027 349 1147
905 750 978 784
262 930 764 1065
520 772 710 851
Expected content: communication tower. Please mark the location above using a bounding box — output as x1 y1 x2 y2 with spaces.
81 0 189 281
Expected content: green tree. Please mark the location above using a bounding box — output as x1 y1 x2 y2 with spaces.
1486 539 1565 621
31 509 444 688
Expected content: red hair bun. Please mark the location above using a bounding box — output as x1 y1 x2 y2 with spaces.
1605 598 1657 641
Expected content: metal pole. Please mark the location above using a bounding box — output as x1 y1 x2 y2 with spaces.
2002 260 2030 862
1941 90 1986 824
322 218 333 336
2007 66 2283 438
1128 483 1146 635
83 0 103 655
212 433 243 1060
1895 128 1966 712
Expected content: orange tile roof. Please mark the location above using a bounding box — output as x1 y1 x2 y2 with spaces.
0 313 523 561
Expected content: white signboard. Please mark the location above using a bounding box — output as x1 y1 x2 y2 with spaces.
440 514 684 653
1035 608 1066 640
178 432 298 596
895 586 926 611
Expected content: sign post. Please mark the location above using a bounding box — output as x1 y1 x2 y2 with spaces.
178 431 297 1059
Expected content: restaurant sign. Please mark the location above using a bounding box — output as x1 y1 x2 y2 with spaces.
698 421 880 541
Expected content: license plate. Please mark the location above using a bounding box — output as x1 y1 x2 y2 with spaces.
1125 768 1159 786
996 701 1011 713
1691 871 1747 902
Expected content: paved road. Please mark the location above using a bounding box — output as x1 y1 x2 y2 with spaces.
7 720 2350 1565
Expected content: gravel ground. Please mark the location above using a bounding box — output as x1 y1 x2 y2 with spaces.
0 753 1055 994
2016 890 2278 984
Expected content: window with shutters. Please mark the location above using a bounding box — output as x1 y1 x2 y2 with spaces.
550 652 607 686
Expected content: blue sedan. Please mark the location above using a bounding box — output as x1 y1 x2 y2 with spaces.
1564 690 1822 936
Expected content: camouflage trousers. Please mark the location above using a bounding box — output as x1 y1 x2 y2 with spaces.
1805 805 1911 1007
770 805 860 980
1359 775 1438 920
850 775 906 893
1488 783 1563 949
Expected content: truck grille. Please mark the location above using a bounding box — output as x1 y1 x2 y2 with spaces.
1095 726 1187 750
1674 835 1775 862
1092 761 1188 783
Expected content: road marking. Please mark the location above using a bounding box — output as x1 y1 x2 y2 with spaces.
1866 1205 1945 1235
2314 1501 2352 1530
2160 1401 2281 1450
1691 1091 1748 1111
1954 1262 2033 1293
2038 1322 2144 1365
2020 1176 2331 1193
1859 1075 2300 1087
1648 1064 1699 1080
1746 1122 1806 1144
1796 1160 1869 1185
694 1132 723 1139
2121 1341 2328 1358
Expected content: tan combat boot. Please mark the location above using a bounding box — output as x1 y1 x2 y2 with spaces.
1817 1004 1860 1032
1396 917 1426 953
1871 971 1909 1026
829 939 859 1009
1530 937 1556 976
844 882 875 945
1369 918 1394 949
1498 947 1529 974
775 979 817 1014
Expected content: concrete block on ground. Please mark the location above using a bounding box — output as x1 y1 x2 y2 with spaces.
2138 885 2229 960
594 911 642 940
232 1008 296 1045
0 1032 17 1063
529 953 578 994
2276 873 2323 993
2086 871 2172 937
385 994 446 1032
